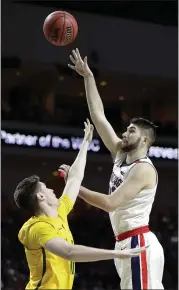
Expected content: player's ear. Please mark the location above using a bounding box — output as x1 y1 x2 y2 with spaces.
142 136 149 145
36 192 45 201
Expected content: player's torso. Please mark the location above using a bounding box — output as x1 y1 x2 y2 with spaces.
109 153 157 235
25 216 75 290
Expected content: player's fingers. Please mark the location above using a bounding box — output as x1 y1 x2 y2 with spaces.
59 164 68 169
59 164 70 171
87 119 92 131
58 167 68 174
84 121 88 130
58 165 65 171
90 124 94 131
68 64 76 70
133 246 147 253
138 245 149 250
86 118 90 126
85 119 89 130
76 48 83 62
87 120 91 133
72 49 78 60
64 165 70 171
130 253 140 257
84 56 88 66
69 55 76 64
58 169 65 174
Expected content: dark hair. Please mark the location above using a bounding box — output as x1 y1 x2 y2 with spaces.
14 175 40 214
130 117 157 147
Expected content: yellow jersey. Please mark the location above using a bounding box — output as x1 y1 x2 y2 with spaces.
18 194 75 289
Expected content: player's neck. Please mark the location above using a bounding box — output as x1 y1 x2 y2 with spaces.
126 148 147 164
38 205 58 218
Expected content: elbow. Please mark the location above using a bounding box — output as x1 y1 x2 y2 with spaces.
102 199 114 213
105 205 115 213
66 245 76 262
63 244 73 261
107 205 117 212
91 114 105 124
105 198 118 213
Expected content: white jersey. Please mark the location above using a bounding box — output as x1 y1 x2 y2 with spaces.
109 153 158 235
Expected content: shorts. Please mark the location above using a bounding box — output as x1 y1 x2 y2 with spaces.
114 230 164 289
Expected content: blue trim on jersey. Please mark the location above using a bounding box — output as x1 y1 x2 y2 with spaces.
131 236 141 290
121 156 148 167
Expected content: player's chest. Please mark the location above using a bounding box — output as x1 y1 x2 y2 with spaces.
109 165 130 193
110 165 126 185
53 218 73 243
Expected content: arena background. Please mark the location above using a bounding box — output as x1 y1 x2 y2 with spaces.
1 1 178 289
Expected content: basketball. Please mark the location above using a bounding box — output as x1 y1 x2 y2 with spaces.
43 11 78 46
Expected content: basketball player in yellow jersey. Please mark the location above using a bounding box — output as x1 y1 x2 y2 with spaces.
15 120 148 290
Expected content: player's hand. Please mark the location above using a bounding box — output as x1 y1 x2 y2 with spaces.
68 48 93 77
84 119 94 143
115 244 149 259
58 164 70 183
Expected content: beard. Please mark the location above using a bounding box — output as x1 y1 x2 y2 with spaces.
121 137 141 152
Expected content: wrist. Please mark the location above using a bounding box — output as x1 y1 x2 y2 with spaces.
84 73 94 80
79 186 85 196
82 139 91 148
112 250 119 258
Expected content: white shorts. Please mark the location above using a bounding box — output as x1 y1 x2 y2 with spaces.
114 231 164 289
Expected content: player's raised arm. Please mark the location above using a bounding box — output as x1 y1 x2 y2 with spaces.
80 162 156 212
59 162 156 212
68 48 121 157
60 119 93 204
45 237 148 262
59 165 110 211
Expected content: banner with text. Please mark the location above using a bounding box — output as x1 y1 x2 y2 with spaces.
1 128 178 161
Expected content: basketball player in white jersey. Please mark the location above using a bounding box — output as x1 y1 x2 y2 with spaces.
66 48 164 289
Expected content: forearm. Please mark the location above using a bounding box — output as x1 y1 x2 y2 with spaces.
84 75 105 119
79 186 110 212
69 141 89 181
45 237 116 262
70 244 116 262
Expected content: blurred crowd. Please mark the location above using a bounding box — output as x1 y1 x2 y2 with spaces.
2 193 178 290
2 85 177 136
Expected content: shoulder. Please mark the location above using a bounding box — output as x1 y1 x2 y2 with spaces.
130 162 156 177
127 162 157 188
18 219 55 248
29 221 57 244
58 194 74 216
29 220 55 234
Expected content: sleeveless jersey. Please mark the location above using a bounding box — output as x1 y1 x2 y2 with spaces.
109 153 157 235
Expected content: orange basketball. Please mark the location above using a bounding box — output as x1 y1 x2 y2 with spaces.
43 11 78 46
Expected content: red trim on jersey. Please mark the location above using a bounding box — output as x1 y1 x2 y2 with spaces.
139 233 148 289
115 225 149 242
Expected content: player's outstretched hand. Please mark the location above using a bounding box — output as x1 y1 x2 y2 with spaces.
68 48 93 77
84 118 94 143
115 244 149 259
58 120 93 181
58 164 70 183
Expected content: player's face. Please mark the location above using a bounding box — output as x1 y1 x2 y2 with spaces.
121 124 143 152
39 182 59 207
